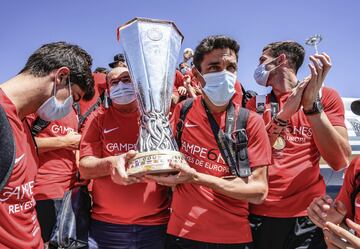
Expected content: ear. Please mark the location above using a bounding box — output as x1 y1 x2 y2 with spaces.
53 67 70 86
277 53 287 65
191 66 205 87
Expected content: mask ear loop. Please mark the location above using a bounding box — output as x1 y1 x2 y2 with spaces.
193 66 206 87
67 75 72 96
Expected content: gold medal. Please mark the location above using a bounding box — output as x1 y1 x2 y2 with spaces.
273 136 286 150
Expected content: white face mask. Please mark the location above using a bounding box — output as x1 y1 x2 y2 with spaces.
254 57 281 86
202 70 236 106
37 78 73 121
110 81 136 105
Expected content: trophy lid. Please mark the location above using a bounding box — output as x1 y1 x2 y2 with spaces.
117 17 184 42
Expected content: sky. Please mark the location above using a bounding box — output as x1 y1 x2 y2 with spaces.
0 0 359 97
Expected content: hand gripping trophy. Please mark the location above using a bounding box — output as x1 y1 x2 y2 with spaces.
117 17 188 176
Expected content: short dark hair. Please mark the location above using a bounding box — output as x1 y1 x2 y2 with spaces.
19 41 94 100
193 35 240 72
263 41 305 73
94 67 109 74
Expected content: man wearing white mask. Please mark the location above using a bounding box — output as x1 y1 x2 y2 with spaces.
247 41 351 249
79 66 170 249
145 35 272 248
0 41 94 249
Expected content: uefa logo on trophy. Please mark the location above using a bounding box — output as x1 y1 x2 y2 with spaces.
117 17 188 176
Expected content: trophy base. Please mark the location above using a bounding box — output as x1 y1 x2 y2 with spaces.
127 151 188 176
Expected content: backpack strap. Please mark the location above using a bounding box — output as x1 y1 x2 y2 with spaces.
175 98 194 148
0 105 16 191
241 84 257 108
233 107 251 177
76 94 103 130
31 116 51 137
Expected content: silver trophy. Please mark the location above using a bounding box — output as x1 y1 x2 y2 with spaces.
117 17 188 176
305 34 322 54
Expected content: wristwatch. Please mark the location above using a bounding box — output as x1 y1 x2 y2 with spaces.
303 100 323 115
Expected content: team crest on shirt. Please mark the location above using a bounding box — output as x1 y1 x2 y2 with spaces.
180 140 230 175
283 125 313 144
51 124 74 135
106 143 137 153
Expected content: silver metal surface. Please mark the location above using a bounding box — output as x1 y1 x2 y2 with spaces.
118 18 184 153
305 34 323 54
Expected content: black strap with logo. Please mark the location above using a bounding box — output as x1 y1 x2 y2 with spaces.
202 99 251 177
31 117 51 137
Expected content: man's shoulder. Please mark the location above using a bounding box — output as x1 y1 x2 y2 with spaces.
321 86 341 100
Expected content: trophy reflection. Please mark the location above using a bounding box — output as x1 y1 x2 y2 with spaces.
117 17 188 176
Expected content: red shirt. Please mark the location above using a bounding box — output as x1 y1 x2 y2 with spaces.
168 96 272 243
174 70 184 89
27 109 79 200
80 106 170 225
78 72 106 116
247 87 346 217
336 157 360 224
0 89 43 249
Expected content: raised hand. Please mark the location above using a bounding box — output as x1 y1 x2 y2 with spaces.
307 195 347 229
301 52 332 111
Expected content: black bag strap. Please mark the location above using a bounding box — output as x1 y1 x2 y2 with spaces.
256 90 279 118
233 107 251 177
31 116 51 137
76 95 103 130
176 98 194 148
202 99 251 177
0 105 16 191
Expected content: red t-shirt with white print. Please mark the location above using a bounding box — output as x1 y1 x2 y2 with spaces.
336 156 360 224
26 108 79 201
168 96 272 243
0 89 43 249
246 87 346 218
80 106 170 225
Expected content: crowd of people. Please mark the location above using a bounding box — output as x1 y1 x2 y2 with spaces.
0 34 360 249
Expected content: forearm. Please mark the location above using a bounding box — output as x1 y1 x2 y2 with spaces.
192 167 268 204
35 137 68 153
186 86 197 98
79 156 113 179
307 112 351 170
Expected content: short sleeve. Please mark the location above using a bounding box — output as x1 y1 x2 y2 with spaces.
322 87 346 128
80 110 103 159
246 111 272 167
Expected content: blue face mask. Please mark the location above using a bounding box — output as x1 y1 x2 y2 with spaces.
180 67 189 75
202 70 236 106
254 57 282 86
37 78 73 121
110 81 136 105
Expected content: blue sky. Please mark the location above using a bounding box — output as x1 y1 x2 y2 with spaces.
1 0 359 97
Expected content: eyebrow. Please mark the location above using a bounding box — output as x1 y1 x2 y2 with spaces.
206 61 221 67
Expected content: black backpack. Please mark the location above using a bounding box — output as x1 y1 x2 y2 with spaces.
0 105 16 191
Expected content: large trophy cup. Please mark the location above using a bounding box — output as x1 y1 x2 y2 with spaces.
117 17 188 176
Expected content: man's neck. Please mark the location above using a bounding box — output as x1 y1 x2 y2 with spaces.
113 101 138 113
271 70 298 98
202 95 228 114
0 74 52 120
